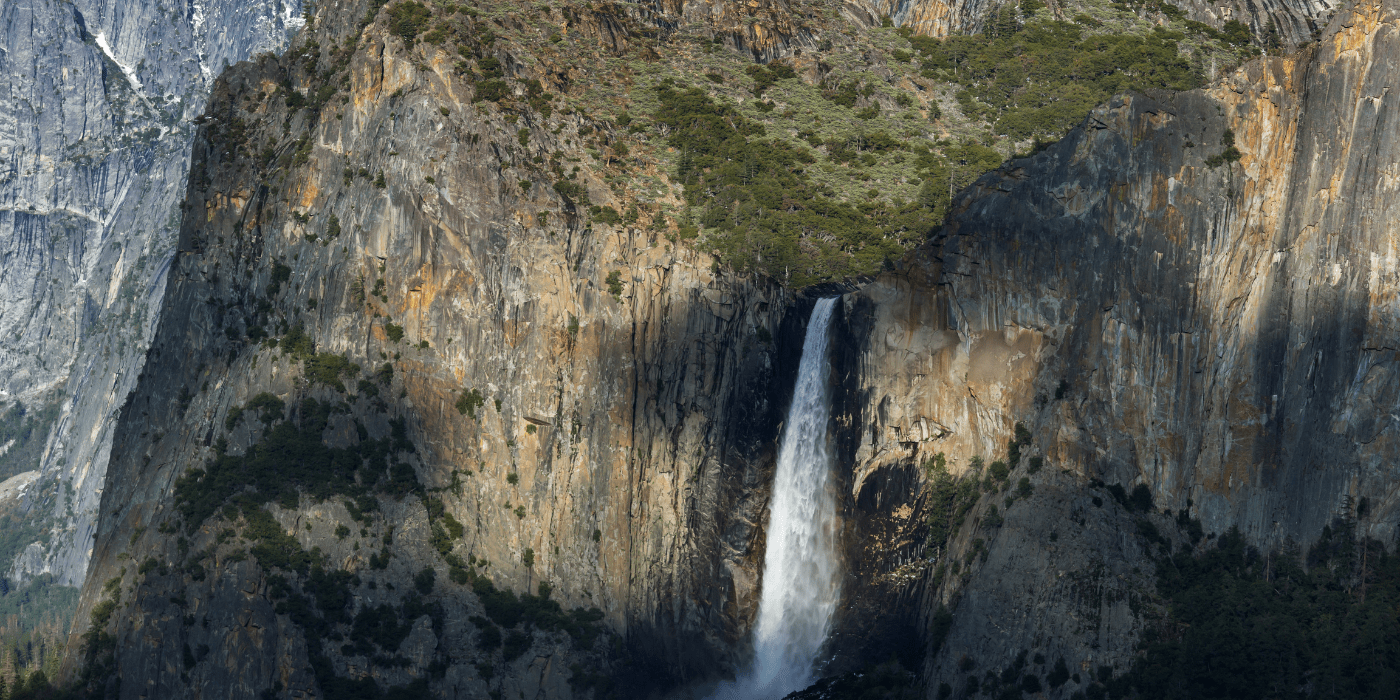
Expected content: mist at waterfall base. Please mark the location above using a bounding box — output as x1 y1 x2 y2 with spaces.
710 297 843 700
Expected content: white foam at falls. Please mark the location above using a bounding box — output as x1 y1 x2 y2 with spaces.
713 297 842 700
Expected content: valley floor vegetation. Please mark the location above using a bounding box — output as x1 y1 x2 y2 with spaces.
1127 511 1400 699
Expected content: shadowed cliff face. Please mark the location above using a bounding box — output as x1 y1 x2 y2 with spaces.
60 0 1400 696
826 0 1400 688
63 1 819 696
0 0 301 589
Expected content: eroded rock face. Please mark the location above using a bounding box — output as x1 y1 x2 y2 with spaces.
65 0 1400 695
67 1 803 696
848 0 1330 49
0 0 300 587
854 0 996 38
1175 0 1336 50
829 0 1400 690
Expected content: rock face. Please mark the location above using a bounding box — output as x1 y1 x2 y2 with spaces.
828 0 1400 691
0 0 300 586
1175 0 1335 50
855 0 996 38
648 0 1331 53
62 0 1400 697
64 1 811 696
847 0 1331 49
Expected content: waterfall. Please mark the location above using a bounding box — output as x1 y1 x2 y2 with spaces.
714 297 842 700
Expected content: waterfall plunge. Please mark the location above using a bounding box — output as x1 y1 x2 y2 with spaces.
714 297 842 700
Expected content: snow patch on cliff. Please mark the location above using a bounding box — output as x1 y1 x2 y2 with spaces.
93 33 143 93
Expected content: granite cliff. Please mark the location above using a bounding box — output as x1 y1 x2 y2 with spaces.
52 0 1400 697
0 0 301 601
831 0 1400 691
63 1 801 696
851 0 1334 50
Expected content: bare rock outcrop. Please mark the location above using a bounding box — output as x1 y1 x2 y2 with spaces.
0 0 301 588
828 0 1400 691
66 1 800 696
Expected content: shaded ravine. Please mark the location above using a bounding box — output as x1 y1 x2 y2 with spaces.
715 297 843 699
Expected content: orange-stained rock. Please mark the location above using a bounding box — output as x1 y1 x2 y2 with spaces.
831 0 1400 682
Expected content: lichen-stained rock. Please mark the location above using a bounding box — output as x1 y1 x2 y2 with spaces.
848 0 996 38
65 0 797 696
829 0 1400 690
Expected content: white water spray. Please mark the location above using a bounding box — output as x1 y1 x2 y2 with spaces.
714 297 842 700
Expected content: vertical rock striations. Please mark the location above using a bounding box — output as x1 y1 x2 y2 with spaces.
60 0 1400 695
847 0 1332 50
828 0 1400 689
0 0 301 589
68 1 801 696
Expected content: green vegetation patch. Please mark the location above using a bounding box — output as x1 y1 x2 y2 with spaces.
183 390 605 695
174 397 438 697
0 400 60 482
1123 518 1400 698
305 353 360 392
654 83 933 286
455 389 485 419
910 9 1203 142
604 270 624 300
280 324 316 358
1205 129 1243 167
260 521 437 700
923 453 983 552
470 577 604 647
387 1 433 45
266 263 293 297
176 398 412 528
225 391 286 431
384 322 405 343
